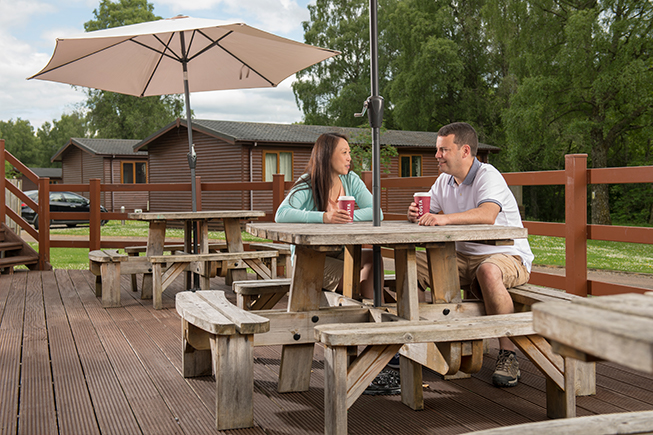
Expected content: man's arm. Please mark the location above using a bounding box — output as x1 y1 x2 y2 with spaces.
413 202 500 226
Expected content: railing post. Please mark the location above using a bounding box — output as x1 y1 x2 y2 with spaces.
272 173 285 216
361 171 372 192
0 140 6 222
90 179 101 251
195 175 202 211
565 154 588 297
38 178 51 270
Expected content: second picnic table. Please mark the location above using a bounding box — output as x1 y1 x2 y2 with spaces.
129 210 270 308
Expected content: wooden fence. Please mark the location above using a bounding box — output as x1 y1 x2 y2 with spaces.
2 139 652 296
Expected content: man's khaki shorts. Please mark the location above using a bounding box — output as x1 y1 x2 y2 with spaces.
416 250 530 298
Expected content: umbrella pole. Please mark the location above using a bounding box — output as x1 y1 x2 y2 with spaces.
181 32 200 289
368 0 384 307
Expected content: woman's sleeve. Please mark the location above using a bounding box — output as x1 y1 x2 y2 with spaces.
274 185 325 223
348 173 383 222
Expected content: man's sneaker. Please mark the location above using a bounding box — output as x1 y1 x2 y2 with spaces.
492 350 520 387
363 368 401 395
387 353 400 370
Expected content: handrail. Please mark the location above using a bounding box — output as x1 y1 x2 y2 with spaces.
2 139 651 297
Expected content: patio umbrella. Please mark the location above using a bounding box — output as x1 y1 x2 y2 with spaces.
28 15 339 213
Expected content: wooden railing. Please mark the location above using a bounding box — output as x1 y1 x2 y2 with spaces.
2 139 652 296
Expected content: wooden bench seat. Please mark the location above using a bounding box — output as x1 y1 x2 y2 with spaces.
233 278 292 310
89 249 128 307
176 290 270 430
124 243 228 291
248 242 292 277
465 410 653 434
149 250 279 309
314 313 535 435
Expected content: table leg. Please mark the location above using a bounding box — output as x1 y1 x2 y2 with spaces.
224 218 247 285
278 245 326 393
425 242 461 303
199 221 211 289
342 245 361 300
393 245 424 410
184 220 194 289
142 220 165 300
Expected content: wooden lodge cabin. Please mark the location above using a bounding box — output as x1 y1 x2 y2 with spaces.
135 119 500 215
51 138 149 213
19 167 63 191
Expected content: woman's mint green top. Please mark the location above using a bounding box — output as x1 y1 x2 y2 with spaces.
275 171 382 223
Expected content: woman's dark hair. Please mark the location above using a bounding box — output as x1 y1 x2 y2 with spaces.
290 132 349 211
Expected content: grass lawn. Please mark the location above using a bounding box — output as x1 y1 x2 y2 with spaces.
26 221 653 274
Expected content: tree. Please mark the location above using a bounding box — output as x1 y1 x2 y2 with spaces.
0 119 41 166
489 0 653 224
384 0 503 138
37 111 88 166
292 0 375 127
83 0 185 139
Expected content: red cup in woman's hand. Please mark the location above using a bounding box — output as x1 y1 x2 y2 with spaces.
338 196 355 222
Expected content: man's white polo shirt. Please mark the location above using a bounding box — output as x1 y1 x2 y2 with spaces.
428 158 534 272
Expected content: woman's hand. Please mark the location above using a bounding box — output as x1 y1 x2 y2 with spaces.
323 209 352 224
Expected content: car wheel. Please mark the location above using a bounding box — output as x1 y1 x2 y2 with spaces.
33 215 39 230
101 220 108 226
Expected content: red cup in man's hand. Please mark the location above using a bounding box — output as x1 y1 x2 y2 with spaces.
414 192 431 218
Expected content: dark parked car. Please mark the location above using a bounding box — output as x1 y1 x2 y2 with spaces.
21 190 108 229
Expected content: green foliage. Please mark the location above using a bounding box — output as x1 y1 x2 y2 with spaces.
0 119 41 166
36 111 88 165
293 0 376 127
348 126 398 175
82 0 185 139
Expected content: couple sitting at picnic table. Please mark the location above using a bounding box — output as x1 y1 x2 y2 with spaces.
275 122 534 389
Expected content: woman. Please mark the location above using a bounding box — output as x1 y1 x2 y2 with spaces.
275 132 383 299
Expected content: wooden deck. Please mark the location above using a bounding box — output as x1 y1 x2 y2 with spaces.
2 269 653 435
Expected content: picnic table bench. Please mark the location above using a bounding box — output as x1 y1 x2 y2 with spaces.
315 312 536 435
176 290 270 430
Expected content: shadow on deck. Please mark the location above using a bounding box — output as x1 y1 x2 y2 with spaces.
1 269 652 434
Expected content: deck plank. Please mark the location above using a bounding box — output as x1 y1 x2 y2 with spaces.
0 273 26 435
19 271 58 435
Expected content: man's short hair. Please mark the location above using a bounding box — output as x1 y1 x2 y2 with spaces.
437 122 478 157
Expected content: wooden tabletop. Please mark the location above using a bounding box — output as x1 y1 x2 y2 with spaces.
533 292 653 373
246 221 527 246
128 210 266 221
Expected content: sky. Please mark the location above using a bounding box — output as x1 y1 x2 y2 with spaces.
0 0 315 131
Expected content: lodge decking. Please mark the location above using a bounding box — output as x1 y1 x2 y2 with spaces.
2 269 653 435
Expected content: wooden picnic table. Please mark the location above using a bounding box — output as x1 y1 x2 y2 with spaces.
533 292 653 417
128 211 266 305
246 221 528 397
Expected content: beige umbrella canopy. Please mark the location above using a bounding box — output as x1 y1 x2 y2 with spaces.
29 15 339 212
29 15 338 96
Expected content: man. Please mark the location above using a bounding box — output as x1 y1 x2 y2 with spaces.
407 122 533 387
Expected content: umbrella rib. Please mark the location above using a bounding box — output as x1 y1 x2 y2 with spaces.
190 29 275 87
30 38 134 79
139 33 177 97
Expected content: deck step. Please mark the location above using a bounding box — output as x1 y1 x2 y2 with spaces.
0 241 23 252
0 254 39 268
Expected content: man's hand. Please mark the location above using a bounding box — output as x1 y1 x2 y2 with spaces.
418 213 449 226
323 209 352 224
407 202 420 222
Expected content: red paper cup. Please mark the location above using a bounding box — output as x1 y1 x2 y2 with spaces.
414 192 431 218
338 196 355 222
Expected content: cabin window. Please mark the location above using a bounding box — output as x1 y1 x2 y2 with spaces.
121 161 147 184
400 155 422 177
264 152 293 182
